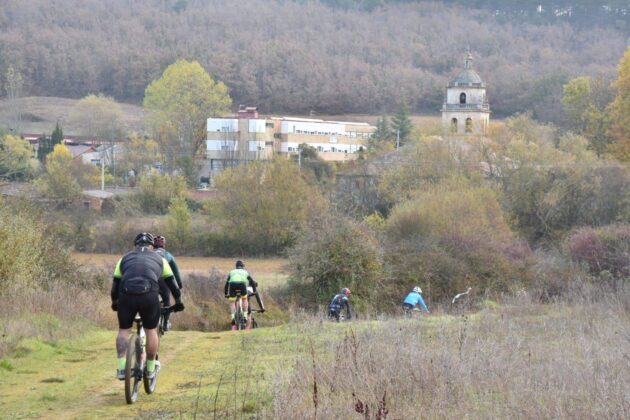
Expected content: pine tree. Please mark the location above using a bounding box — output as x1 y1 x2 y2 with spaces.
391 100 413 147
36 134 52 163
369 115 393 150
51 121 63 146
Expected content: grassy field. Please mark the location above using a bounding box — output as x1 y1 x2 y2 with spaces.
0 96 443 138
0 96 146 136
2 293 629 419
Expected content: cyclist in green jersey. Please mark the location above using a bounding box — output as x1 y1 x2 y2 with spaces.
224 260 258 330
111 232 184 380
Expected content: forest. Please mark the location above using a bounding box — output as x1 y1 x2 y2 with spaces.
0 0 627 122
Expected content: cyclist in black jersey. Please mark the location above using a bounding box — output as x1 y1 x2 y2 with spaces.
111 232 184 380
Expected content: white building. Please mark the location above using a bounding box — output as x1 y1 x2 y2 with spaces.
441 52 490 135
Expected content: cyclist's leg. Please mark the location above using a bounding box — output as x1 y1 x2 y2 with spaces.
116 294 137 376
158 279 171 330
138 292 161 375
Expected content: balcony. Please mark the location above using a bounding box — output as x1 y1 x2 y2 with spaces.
441 103 490 111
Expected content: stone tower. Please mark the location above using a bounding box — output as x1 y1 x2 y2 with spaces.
441 52 490 135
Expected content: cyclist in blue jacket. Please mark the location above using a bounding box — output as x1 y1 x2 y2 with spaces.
403 286 429 317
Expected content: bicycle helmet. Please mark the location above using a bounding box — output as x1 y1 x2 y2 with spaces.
413 286 422 294
236 260 245 269
341 287 351 296
154 235 166 248
134 232 154 247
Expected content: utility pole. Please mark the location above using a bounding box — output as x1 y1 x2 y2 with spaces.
101 145 105 191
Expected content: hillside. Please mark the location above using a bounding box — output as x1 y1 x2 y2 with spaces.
0 96 147 136
0 0 626 123
0 96 442 137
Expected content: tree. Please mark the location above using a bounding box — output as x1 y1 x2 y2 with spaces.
288 214 383 310
0 134 38 180
37 144 81 206
137 170 188 214
37 122 64 162
118 133 162 184
51 121 63 145
391 100 413 147
609 46 630 162
369 115 394 150
69 94 124 180
162 197 192 253
214 158 326 254
143 60 232 184
4 66 24 134
562 76 613 156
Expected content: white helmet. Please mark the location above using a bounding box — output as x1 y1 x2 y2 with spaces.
413 286 422 294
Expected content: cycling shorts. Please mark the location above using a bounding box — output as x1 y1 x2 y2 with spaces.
117 292 160 330
402 303 414 310
227 282 248 301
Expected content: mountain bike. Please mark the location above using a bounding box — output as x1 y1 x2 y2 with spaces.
124 305 175 404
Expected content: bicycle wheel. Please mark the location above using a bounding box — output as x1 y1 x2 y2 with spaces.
235 307 245 330
143 354 158 394
124 334 142 404
251 316 258 329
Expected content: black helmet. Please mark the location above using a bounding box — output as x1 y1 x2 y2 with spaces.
134 232 154 247
236 260 245 269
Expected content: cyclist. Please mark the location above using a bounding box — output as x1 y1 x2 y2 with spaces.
153 235 183 332
402 286 429 317
224 260 257 330
111 232 184 380
328 287 352 322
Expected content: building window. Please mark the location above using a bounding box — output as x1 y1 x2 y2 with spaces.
451 118 458 133
460 92 466 104
465 118 473 133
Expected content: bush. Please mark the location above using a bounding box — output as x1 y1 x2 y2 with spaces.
214 159 326 255
566 225 630 279
382 178 531 303
137 170 187 214
0 199 79 291
288 215 384 313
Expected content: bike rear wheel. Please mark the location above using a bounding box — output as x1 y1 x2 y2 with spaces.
235 307 246 330
124 334 142 404
143 354 158 394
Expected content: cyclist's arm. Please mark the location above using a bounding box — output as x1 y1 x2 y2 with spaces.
168 254 183 289
247 275 257 291
161 257 181 299
224 275 230 296
417 295 429 312
344 298 352 319
111 258 123 301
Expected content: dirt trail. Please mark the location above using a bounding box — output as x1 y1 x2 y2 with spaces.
0 329 236 419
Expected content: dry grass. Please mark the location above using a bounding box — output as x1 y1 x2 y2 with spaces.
0 283 113 358
72 252 287 275
0 96 146 135
272 286 630 419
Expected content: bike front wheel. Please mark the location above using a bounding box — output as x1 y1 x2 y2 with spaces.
124 334 142 404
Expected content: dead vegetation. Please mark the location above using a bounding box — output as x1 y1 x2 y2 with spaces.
272 284 630 419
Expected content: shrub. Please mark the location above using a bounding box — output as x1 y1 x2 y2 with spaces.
288 215 384 313
0 199 79 291
214 159 326 255
137 170 187 214
566 225 630 279
382 178 530 303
